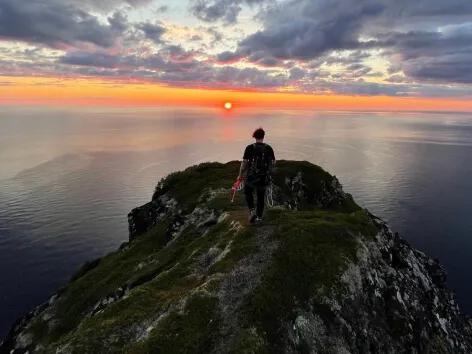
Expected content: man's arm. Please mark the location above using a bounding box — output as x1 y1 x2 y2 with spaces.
239 145 251 179
238 160 248 179
270 146 276 167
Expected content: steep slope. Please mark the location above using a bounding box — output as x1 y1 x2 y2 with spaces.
2 161 472 354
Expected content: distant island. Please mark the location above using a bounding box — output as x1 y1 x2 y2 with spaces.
2 161 471 353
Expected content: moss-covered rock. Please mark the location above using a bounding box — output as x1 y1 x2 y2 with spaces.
2 161 472 354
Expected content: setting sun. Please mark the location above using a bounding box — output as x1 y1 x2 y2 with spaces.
224 102 232 110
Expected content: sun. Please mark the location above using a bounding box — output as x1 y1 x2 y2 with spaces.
224 102 232 110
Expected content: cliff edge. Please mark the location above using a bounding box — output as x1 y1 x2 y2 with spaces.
2 161 472 354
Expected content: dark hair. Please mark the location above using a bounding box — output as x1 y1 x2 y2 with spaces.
252 128 265 140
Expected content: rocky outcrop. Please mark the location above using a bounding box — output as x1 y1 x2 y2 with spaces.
127 194 178 242
2 161 471 354
285 214 472 353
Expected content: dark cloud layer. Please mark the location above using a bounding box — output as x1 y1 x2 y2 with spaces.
404 52 472 84
0 0 122 48
59 47 199 73
190 0 266 24
61 0 152 12
378 23 472 84
211 0 472 87
60 52 120 68
237 0 383 60
53 47 415 96
0 0 165 49
56 49 287 89
5 48 471 98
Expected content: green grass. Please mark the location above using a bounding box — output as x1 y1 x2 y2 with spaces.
152 161 241 211
32 219 222 345
237 209 378 352
151 160 358 214
41 221 172 343
53 275 201 353
69 258 102 282
229 327 268 354
123 296 221 354
34 217 248 352
427 335 449 354
210 228 256 274
271 161 359 212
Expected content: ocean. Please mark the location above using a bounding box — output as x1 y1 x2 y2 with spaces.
1 106 472 341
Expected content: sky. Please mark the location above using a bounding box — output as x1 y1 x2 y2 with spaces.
1 0 472 110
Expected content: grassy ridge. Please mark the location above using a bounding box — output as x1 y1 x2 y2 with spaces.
20 161 379 353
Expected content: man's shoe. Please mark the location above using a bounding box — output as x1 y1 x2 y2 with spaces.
249 209 257 224
256 216 263 223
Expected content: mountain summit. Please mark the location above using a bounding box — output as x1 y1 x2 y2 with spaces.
2 161 472 353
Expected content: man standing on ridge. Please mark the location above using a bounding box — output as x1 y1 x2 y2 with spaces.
237 128 276 224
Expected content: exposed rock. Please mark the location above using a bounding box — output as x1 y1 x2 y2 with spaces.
215 225 278 354
89 287 129 317
284 219 472 353
127 194 177 242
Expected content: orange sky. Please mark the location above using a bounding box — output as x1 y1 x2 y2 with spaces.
2 76 472 112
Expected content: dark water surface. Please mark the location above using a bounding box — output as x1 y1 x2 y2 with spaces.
2 106 472 340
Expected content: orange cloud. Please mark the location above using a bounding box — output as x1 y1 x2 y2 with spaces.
1 76 472 112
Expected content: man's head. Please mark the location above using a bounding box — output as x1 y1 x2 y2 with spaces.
252 127 265 142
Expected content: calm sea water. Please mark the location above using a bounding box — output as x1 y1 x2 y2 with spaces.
1 106 472 340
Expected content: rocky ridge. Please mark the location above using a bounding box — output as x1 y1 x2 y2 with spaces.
1 160 471 354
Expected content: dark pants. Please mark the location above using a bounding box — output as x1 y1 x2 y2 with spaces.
244 183 266 217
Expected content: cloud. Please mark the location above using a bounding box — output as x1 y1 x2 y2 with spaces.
257 57 282 67
59 47 200 73
0 46 54 62
404 0 472 17
0 0 123 49
192 0 241 24
108 12 129 33
378 30 467 60
324 51 372 65
160 66 287 89
204 26 223 42
308 80 413 96
289 68 306 81
136 22 167 44
54 47 288 89
191 35 203 41
379 24 472 83
365 71 383 78
387 74 411 83
215 49 287 67
157 5 169 13
60 0 152 12
223 0 384 61
346 63 365 71
60 52 120 68
190 0 267 24
403 52 472 84
216 51 241 63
